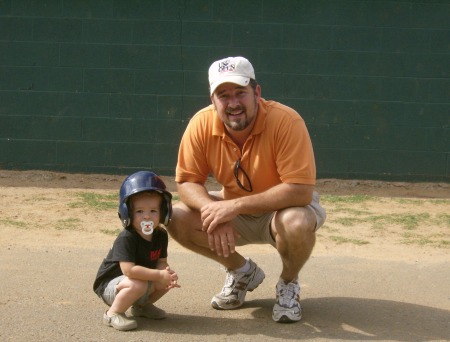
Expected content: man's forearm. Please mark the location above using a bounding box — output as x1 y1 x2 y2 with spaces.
177 181 314 216
233 183 314 215
177 181 213 211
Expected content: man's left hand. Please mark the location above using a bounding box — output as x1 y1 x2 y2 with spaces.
201 200 238 233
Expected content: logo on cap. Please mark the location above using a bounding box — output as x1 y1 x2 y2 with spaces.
218 60 236 73
208 56 255 95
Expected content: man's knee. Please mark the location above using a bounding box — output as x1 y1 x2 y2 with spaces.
274 207 316 237
166 202 200 240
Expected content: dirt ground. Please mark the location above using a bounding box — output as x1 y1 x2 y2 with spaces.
0 170 449 342
1 169 449 197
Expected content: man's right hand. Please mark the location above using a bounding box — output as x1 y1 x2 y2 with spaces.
207 222 239 257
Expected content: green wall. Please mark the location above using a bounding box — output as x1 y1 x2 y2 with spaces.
0 0 449 181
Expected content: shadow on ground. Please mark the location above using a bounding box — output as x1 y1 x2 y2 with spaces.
134 297 450 341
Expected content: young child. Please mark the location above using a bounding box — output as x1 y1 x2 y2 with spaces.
93 171 180 331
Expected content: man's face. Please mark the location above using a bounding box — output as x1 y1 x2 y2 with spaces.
211 82 261 132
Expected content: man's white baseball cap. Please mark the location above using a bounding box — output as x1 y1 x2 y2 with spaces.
208 56 255 95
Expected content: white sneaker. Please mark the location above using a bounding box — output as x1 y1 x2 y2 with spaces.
211 258 265 310
272 278 302 323
130 304 167 320
103 311 137 331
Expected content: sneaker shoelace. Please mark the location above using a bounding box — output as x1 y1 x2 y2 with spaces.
221 269 246 295
278 282 300 307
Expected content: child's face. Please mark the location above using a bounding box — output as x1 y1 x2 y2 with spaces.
130 192 162 235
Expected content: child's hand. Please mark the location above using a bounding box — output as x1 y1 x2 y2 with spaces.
160 266 180 289
166 266 181 289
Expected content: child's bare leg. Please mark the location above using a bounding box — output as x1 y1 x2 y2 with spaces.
108 278 147 315
146 283 169 305
130 283 168 319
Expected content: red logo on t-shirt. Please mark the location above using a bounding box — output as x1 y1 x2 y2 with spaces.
150 249 161 261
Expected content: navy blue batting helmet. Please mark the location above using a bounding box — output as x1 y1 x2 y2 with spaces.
118 171 172 228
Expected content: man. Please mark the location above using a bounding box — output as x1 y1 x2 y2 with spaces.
168 56 326 323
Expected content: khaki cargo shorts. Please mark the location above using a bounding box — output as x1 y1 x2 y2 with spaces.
232 191 326 247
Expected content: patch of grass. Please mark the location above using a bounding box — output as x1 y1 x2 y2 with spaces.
335 208 371 216
70 191 178 210
402 236 434 246
438 240 450 247
367 213 430 230
312 194 449 248
69 192 117 210
401 233 434 246
24 195 52 202
434 213 450 227
429 199 450 205
395 198 425 205
322 194 375 204
100 228 122 236
329 235 369 245
0 218 26 228
391 213 430 229
333 217 364 226
54 218 81 231
400 232 450 248
318 225 340 233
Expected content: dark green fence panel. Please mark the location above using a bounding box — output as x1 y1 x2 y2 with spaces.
0 0 448 181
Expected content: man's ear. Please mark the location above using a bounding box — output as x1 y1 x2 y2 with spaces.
255 84 262 100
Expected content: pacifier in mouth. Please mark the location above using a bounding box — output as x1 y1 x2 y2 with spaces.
140 221 154 235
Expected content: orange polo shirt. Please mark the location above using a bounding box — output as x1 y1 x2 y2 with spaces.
176 99 316 200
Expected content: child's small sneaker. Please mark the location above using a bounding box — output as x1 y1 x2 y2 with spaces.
103 311 137 331
130 304 167 320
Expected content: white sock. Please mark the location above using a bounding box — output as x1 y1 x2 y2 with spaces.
234 258 250 273
278 277 299 285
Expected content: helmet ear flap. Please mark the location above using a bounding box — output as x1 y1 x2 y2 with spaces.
161 193 173 226
118 202 130 228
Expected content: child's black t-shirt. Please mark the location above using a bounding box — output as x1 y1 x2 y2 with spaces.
93 227 168 297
